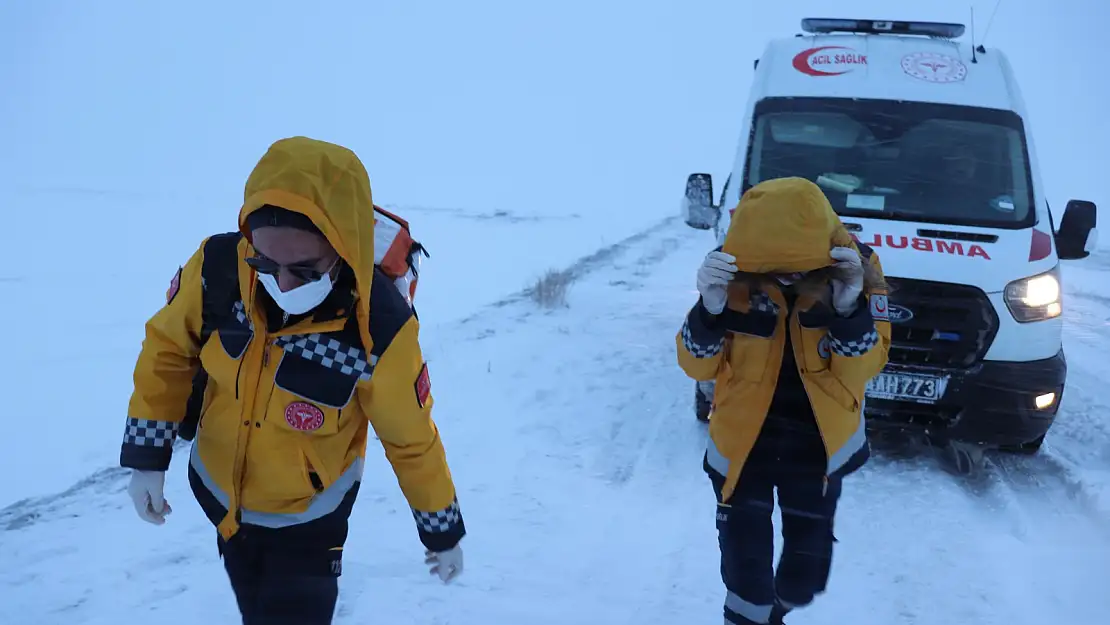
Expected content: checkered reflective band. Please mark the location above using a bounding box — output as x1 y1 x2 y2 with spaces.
413 498 462 533
123 418 179 447
275 333 377 381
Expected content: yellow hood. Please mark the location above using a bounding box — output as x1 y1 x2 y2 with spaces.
722 177 855 274
238 136 377 353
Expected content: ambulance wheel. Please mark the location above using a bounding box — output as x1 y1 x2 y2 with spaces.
944 440 985 476
695 383 712 422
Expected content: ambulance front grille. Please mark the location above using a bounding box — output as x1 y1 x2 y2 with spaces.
883 278 998 369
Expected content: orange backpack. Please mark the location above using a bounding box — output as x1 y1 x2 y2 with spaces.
373 204 427 306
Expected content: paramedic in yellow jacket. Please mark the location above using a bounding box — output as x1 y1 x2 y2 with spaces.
119 136 465 624
676 177 890 625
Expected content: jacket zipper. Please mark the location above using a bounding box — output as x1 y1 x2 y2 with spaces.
232 330 268 521
234 354 246 400
790 311 832 480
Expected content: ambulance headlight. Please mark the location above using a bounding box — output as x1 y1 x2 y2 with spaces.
1004 267 1062 323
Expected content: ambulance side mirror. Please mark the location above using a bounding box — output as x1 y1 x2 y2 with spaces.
1056 199 1098 260
681 173 717 230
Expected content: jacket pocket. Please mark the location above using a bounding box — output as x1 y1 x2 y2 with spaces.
299 439 335 492
804 370 860 413
272 337 362 409
726 334 772 383
797 326 832 374
265 385 342 437
264 345 359 436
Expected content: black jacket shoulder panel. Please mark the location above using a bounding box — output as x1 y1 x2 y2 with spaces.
201 232 243 293
202 232 242 262
199 232 243 344
367 267 414 358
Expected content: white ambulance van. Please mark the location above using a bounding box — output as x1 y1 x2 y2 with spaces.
681 18 1099 468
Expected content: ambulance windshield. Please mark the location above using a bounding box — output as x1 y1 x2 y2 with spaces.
743 97 1035 229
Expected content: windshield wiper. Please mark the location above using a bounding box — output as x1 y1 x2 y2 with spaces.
838 208 924 220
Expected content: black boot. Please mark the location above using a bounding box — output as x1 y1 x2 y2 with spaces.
769 602 790 625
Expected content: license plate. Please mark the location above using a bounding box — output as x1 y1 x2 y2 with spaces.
865 372 948 404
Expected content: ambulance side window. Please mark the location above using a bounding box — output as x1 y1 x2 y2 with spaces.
719 174 732 206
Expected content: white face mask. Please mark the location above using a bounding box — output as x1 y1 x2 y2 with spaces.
257 259 338 315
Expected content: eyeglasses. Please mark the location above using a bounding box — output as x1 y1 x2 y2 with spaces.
245 254 336 283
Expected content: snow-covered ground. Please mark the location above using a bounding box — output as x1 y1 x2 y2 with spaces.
1040 259 1110 515
3 217 1109 624
4 1 1110 623
0 187 655 504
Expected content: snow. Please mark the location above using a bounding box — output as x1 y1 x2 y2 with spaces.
3 0 1110 623
0 187 662 503
3 219 1110 624
4 0 1106 228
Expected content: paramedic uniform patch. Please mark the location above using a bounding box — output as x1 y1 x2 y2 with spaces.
166 267 182 304
285 401 325 431
415 363 431 407
870 294 890 322
817 335 831 359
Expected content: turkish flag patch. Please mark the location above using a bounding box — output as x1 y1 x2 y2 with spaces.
414 363 431 407
165 267 182 305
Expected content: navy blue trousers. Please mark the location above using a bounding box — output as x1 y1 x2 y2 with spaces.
706 434 843 624
217 525 344 625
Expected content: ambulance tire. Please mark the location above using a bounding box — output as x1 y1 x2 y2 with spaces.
943 440 986 477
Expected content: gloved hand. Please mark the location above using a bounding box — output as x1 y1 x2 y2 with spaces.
127 469 172 525
425 544 463 583
697 251 738 315
829 247 864 316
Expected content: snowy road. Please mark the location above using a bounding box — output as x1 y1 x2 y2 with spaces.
2 218 1109 624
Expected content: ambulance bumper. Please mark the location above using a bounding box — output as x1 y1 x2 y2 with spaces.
864 350 1067 447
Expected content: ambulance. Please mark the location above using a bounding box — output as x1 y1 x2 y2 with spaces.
680 18 1099 469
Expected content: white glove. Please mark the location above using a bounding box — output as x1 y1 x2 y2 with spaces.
127 469 172 525
425 544 463 583
829 247 864 316
697 251 738 315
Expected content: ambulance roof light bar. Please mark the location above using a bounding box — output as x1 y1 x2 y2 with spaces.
801 18 966 39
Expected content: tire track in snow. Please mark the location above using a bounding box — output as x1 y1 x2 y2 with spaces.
0 217 685 533
1042 277 1110 518
8 214 1110 624
335 217 718 624
498 229 1110 624
559 224 721 623
0 466 132 531
419 218 717 622
0 442 201 532
915 269 1110 534
580 230 690 486
982 451 1110 535
453 216 681 331
0 215 704 625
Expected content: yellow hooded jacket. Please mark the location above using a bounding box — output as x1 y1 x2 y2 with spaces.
676 177 891 502
120 137 464 551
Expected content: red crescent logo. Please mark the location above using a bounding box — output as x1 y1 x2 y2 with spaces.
792 46 855 76
870 294 890 321
285 401 325 431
